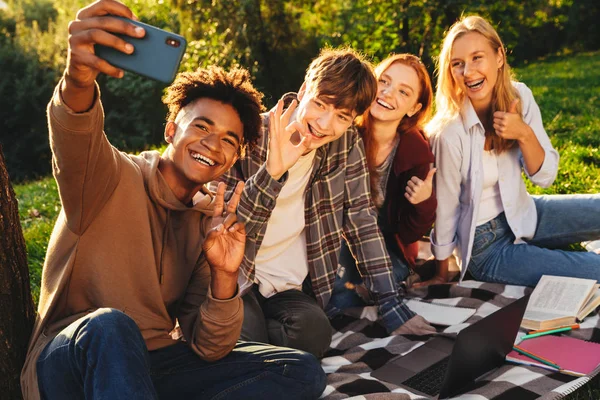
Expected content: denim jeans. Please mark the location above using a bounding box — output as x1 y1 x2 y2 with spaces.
241 286 332 359
37 308 326 400
327 236 410 312
468 194 600 287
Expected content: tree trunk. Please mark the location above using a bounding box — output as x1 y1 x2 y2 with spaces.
401 0 410 49
0 143 35 399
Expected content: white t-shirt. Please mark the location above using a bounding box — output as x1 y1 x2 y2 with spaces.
476 150 504 225
254 150 316 298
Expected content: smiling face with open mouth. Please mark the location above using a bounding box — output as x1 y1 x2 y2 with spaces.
450 31 504 113
294 88 357 152
370 62 422 125
161 97 243 199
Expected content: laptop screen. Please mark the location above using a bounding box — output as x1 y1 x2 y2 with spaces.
439 295 530 398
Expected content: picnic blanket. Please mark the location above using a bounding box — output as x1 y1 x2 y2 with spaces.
320 280 600 399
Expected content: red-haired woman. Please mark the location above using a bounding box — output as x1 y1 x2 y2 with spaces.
328 54 437 313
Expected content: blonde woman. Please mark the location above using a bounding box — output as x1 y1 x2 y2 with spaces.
419 15 600 288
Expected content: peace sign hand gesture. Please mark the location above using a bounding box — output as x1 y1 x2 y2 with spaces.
265 99 312 180
203 181 246 276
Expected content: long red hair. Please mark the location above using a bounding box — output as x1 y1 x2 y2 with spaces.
356 54 433 206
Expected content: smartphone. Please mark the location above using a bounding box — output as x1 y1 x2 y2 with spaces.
95 17 187 84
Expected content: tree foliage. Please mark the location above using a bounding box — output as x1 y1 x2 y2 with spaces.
0 0 598 181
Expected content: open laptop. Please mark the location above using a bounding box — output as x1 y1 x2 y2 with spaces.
372 295 530 399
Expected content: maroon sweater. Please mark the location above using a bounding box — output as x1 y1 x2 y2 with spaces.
383 127 436 268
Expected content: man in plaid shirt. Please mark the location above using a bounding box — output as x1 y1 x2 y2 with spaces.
213 48 434 358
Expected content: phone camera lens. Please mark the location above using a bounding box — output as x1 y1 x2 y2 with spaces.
166 38 180 48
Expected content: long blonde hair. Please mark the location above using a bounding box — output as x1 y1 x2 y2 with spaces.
428 15 520 153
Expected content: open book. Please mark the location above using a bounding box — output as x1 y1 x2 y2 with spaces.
521 275 600 330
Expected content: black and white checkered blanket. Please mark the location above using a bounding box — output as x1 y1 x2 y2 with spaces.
320 281 600 399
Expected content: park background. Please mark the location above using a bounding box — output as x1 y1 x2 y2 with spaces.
0 0 599 398
1 0 599 182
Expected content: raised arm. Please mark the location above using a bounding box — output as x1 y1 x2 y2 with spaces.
50 0 146 234
210 140 286 237
492 83 558 186
518 84 559 187
62 0 145 112
212 98 312 236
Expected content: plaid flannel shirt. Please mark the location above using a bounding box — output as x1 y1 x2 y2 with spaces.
212 94 415 332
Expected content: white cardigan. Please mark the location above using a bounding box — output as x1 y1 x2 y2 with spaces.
429 82 559 280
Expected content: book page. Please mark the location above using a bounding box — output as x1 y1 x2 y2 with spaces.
577 286 600 320
523 310 569 322
404 299 475 326
524 275 596 321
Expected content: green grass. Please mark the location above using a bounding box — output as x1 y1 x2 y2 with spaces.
516 51 600 195
13 176 59 306
12 50 600 398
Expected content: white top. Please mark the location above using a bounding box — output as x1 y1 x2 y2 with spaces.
476 150 503 226
429 82 559 280
254 150 316 298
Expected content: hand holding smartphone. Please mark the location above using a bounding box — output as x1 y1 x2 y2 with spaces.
63 1 187 112
94 17 187 84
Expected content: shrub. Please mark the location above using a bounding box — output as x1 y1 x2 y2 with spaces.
0 0 178 181
0 33 59 181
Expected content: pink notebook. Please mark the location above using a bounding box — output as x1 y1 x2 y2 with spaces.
506 335 600 376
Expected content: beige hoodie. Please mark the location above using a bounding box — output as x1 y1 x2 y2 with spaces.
20 82 243 399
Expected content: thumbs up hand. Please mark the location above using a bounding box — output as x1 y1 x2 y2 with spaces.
493 98 528 141
405 167 436 205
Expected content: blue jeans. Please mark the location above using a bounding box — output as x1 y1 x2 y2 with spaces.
468 194 600 287
37 308 326 400
328 235 410 311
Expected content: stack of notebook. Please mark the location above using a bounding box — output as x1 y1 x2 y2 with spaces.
506 335 600 376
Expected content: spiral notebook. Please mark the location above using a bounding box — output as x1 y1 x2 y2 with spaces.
506 335 600 376
404 299 476 326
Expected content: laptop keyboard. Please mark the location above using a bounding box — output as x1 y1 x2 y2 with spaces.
402 357 450 396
